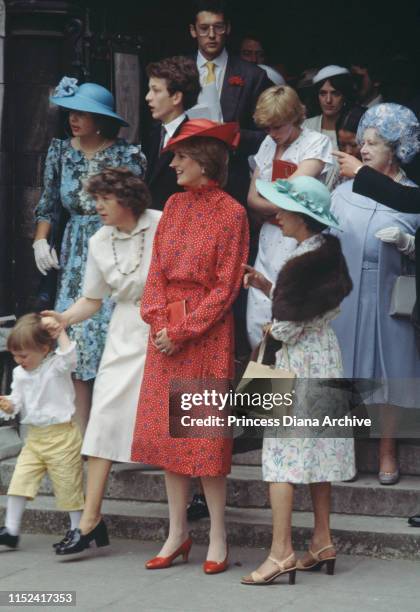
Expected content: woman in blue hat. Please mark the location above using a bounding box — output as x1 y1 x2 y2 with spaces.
33 77 146 432
242 176 355 585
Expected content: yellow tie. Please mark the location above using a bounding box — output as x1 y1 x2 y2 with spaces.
205 61 216 85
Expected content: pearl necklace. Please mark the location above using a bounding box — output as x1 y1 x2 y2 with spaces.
77 137 111 158
111 229 146 276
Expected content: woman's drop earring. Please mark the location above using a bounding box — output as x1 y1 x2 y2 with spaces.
96 129 101 135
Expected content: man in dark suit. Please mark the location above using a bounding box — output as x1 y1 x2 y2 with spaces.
189 0 271 206
144 56 200 210
335 150 420 529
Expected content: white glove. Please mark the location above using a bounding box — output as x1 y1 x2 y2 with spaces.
33 239 60 276
375 226 415 257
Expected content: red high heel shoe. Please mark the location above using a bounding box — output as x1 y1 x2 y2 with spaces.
203 546 229 574
145 537 192 570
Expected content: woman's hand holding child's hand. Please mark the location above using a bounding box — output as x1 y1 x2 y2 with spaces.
41 314 63 339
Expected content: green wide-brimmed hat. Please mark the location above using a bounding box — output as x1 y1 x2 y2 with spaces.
256 176 340 230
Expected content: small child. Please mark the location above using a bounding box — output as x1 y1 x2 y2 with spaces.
0 313 84 549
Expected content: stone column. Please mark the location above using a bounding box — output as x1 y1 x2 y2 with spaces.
0 1 8 316
2 0 83 315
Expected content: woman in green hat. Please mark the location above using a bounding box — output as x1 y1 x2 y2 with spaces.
33 77 146 433
241 176 355 585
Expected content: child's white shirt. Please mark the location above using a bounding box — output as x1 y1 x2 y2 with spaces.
3 342 77 427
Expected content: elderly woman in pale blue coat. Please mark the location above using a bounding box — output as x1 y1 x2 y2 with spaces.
331 103 420 485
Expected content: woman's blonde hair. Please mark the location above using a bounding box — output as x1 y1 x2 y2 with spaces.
7 313 55 353
253 85 305 129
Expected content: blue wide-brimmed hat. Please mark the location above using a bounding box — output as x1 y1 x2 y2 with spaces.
50 77 129 126
256 176 340 230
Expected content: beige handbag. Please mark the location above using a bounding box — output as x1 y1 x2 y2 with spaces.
389 256 416 317
389 274 416 317
235 333 295 418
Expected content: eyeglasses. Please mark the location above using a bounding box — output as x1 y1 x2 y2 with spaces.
196 23 226 36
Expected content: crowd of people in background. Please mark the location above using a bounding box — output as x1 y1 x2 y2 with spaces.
1 0 420 584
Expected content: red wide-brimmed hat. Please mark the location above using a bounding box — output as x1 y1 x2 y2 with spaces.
162 119 240 152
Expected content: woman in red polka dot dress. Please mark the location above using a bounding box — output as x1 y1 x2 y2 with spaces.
131 120 249 574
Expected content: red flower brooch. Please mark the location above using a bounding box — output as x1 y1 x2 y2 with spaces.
228 75 245 87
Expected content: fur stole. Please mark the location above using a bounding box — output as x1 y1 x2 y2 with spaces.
272 234 352 322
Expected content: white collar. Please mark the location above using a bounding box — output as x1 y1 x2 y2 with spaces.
162 113 186 139
197 48 228 69
296 233 324 253
112 213 151 240
17 352 55 378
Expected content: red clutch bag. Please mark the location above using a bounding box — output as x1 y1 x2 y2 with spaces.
167 300 187 325
269 161 298 225
272 160 298 180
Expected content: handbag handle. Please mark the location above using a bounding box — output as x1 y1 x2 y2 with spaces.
256 332 268 364
400 253 414 277
256 326 282 365
257 326 292 370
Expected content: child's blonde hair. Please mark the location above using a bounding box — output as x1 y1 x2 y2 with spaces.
7 313 55 353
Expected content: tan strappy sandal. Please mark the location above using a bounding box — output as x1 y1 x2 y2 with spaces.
296 544 336 575
241 552 297 585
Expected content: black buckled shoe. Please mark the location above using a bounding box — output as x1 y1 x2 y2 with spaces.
186 494 209 521
52 530 73 550
55 519 109 555
0 527 19 549
408 514 420 527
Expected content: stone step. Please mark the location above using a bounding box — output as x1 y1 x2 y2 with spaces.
233 439 420 475
1 459 419 518
227 466 420 517
356 440 420 475
0 426 22 460
0 495 419 560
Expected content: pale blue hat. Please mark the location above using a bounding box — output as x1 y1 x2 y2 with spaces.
50 76 129 126
357 103 420 164
256 176 340 230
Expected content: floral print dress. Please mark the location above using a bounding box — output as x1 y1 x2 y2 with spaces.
262 235 356 483
35 138 146 380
